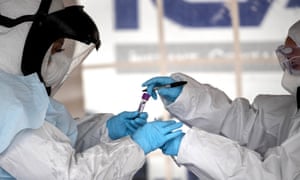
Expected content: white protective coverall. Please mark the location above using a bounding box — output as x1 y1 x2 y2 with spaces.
0 0 145 179
0 90 145 180
165 72 300 180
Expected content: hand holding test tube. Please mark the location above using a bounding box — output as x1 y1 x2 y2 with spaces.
139 80 186 167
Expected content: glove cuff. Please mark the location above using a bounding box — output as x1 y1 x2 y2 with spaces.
131 134 151 154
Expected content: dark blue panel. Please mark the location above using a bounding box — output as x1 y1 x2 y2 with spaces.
287 0 300 7
163 0 231 27
115 0 138 29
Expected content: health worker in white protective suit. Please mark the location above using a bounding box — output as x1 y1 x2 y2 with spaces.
142 19 300 180
0 0 184 179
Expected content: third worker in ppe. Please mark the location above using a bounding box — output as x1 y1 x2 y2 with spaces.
0 0 184 179
142 19 300 180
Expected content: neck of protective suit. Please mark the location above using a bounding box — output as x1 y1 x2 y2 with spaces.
0 70 78 153
0 0 100 95
282 70 300 96
0 70 49 153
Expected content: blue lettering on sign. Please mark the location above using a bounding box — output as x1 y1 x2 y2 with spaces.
115 0 299 29
154 0 232 27
152 0 274 27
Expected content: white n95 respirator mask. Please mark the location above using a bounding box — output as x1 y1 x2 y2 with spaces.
41 47 72 95
41 39 96 96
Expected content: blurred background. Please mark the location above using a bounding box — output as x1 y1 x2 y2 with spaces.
55 0 300 179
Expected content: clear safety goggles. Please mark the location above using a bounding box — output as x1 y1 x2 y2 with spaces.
276 45 300 75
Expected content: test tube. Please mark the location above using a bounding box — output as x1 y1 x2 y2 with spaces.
137 93 150 112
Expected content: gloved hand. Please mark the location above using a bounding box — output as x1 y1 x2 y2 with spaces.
131 120 184 154
161 132 185 156
107 111 148 140
142 76 183 103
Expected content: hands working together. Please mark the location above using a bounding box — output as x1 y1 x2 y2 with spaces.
106 76 185 156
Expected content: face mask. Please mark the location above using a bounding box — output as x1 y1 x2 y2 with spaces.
281 70 300 96
41 50 72 95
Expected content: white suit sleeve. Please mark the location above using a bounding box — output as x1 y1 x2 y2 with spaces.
177 127 300 180
167 72 296 152
0 121 145 180
75 113 114 152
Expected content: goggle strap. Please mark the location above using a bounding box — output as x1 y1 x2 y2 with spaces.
0 15 35 28
0 0 52 28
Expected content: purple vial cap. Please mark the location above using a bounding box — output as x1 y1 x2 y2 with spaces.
142 93 151 100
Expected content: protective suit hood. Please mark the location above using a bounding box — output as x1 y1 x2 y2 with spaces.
288 19 300 47
0 0 100 95
281 20 300 96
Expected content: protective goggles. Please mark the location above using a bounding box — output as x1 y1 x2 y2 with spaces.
276 45 300 75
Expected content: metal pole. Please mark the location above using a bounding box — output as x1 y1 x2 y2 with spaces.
228 0 243 97
157 0 167 75
156 2 173 180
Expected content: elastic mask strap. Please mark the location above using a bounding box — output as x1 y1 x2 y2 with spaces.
297 87 300 110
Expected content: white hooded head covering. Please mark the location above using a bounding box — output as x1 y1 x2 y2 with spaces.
281 19 300 96
0 0 100 95
0 0 64 75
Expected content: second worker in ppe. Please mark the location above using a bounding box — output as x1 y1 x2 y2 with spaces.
142 19 300 180
0 0 184 179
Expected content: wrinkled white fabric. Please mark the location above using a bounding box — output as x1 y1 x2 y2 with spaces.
281 69 300 96
0 109 145 180
163 72 300 180
0 120 145 180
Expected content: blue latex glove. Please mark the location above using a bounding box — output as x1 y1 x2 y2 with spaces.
142 76 183 103
107 111 148 140
132 120 184 154
161 132 185 156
